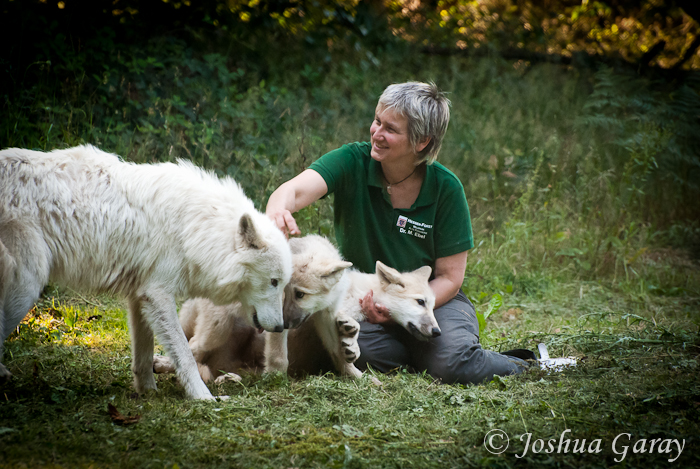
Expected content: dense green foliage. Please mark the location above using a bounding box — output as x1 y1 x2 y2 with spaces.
2 6 699 268
1 1 699 467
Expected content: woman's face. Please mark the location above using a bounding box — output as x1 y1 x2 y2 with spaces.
369 106 417 165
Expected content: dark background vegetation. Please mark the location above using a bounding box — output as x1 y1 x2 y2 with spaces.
1 0 699 244
1 1 699 468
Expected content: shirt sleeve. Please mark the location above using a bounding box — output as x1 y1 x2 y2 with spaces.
308 143 367 195
434 173 474 258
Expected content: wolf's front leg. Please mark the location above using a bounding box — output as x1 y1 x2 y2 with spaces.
336 315 363 379
128 295 158 393
314 310 361 377
336 316 361 364
132 287 214 400
336 318 380 383
264 330 288 373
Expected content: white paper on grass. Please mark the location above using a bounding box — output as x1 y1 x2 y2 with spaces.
537 343 576 371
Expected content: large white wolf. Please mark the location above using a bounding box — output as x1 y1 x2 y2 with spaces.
0 145 292 400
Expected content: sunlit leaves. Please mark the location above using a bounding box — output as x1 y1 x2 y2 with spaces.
387 0 699 69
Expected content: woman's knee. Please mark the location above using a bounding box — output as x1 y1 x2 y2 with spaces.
434 292 480 339
426 347 527 385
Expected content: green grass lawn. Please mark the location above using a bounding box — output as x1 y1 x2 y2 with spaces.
1 250 697 469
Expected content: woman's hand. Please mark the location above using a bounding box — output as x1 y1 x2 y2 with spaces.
265 169 328 237
359 290 393 324
267 209 301 238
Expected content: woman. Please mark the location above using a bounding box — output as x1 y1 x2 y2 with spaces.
267 82 528 384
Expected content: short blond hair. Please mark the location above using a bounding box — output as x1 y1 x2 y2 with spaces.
377 81 451 165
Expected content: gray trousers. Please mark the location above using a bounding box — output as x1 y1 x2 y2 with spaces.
354 291 528 385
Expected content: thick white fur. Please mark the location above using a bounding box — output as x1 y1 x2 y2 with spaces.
265 235 352 373
153 235 439 383
310 260 440 379
152 234 352 383
0 145 292 400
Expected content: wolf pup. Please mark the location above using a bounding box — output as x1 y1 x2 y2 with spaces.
0 145 292 400
152 234 352 383
289 260 441 379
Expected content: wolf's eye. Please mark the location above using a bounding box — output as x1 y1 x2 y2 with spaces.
271 279 279 287
295 291 305 299
417 299 425 306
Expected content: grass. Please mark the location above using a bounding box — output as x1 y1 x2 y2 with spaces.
1 20 699 467
1 249 698 468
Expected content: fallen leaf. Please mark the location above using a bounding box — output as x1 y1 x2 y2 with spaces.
502 308 523 321
488 154 498 170
108 403 141 426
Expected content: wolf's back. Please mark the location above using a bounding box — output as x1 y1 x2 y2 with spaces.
0 145 165 293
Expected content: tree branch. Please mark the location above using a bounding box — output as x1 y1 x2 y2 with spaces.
422 45 615 68
639 40 667 68
674 0 700 25
671 34 700 70
421 43 691 79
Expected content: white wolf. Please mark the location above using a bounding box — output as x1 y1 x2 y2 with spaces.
0 145 292 400
152 235 352 383
292 257 441 379
154 235 440 382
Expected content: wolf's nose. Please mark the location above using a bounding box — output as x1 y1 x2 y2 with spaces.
273 325 284 333
431 327 441 338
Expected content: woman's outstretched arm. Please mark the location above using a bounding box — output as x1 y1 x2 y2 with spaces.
266 169 328 237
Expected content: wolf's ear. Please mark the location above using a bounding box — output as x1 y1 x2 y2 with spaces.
321 260 353 282
239 213 266 250
413 265 432 281
376 261 405 288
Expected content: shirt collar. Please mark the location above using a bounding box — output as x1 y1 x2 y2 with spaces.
367 157 438 209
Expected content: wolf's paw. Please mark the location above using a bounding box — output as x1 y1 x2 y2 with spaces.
337 317 360 363
135 376 158 393
214 372 243 385
336 317 360 338
342 363 364 379
340 337 360 363
264 358 289 374
152 355 176 374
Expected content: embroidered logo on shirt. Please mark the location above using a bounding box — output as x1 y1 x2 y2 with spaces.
396 215 432 240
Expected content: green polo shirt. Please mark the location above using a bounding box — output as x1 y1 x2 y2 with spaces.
308 142 473 274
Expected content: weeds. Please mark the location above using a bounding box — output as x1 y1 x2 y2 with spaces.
1 246 698 468
1 12 699 468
